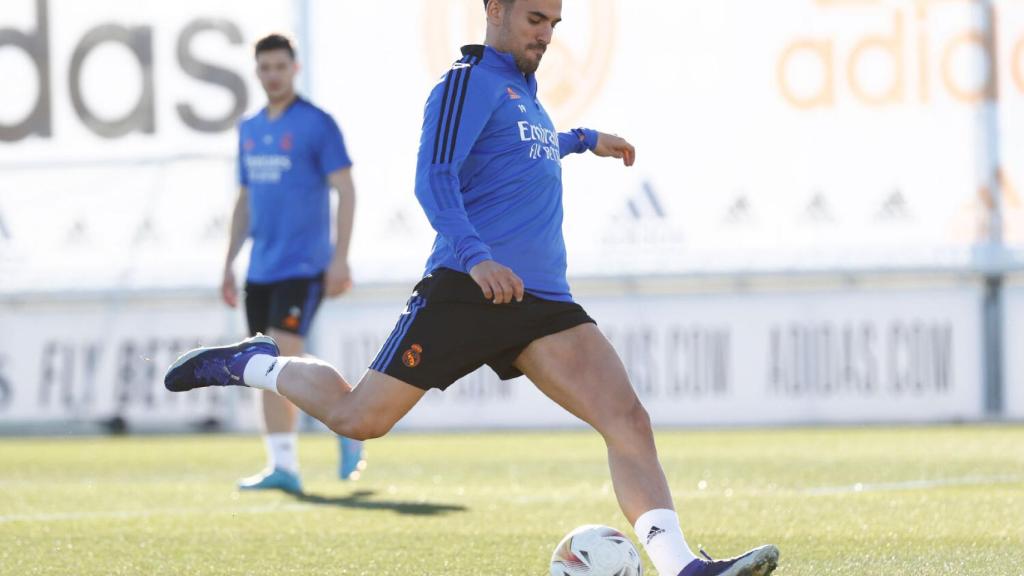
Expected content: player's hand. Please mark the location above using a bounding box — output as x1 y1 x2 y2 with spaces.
326 258 353 298
469 260 524 304
221 267 238 308
593 132 636 167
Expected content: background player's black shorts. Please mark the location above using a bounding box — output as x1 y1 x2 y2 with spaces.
245 273 325 337
369 268 595 391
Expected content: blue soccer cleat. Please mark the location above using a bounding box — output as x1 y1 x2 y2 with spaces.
678 545 780 576
338 435 367 480
164 334 279 392
238 467 303 494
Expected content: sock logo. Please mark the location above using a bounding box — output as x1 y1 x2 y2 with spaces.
646 525 665 545
266 360 277 375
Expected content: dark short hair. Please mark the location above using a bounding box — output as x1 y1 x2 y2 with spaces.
254 34 295 59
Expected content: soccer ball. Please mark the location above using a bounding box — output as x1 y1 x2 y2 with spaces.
550 525 643 576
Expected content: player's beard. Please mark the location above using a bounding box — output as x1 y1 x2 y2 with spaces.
514 44 545 75
266 85 294 106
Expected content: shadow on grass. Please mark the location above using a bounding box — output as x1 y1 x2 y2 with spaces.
292 489 468 516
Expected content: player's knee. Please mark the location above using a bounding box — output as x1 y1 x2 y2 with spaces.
328 410 393 441
602 398 653 443
347 420 394 441
625 400 653 437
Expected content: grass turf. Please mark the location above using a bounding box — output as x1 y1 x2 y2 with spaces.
1 426 1022 575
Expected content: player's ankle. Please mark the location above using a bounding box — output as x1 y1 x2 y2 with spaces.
633 508 698 576
243 355 289 393
265 433 299 474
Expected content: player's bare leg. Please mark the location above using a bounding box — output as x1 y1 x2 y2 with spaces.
166 337 423 441
515 323 778 576
515 323 670 522
274 364 424 441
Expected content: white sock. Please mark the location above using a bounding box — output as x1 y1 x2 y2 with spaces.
243 355 289 393
265 433 299 474
634 508 698 575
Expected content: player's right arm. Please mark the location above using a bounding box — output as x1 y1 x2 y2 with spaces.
413 61 524 304
223 125 251 308
222 185 249 308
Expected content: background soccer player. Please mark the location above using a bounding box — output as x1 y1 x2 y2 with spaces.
169 3 778 574
224 34 363 493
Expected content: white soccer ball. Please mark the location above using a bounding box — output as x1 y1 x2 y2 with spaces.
550 525 643 576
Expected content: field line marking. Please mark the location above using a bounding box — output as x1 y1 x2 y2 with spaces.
802 474 1024 496
0 502 314 524
4 474 1021 522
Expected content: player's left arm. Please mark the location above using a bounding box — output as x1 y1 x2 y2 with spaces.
558 129 636 167
318 114 356 297
327 167 355 297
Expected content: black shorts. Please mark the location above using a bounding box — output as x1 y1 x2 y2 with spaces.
369 268 595 391
245 273 325 337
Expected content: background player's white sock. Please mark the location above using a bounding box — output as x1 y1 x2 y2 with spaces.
243 355 289 393
265 433 299 474
634 508 699 575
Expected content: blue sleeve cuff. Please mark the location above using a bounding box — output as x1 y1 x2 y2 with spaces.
573 128 599 153
323 158 354 175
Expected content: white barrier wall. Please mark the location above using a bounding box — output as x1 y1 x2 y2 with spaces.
0 278 985 430
1002 276 1024 419
0 296 248 428
319 281 984 429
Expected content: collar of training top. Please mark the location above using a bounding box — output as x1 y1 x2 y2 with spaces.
461 44 539 96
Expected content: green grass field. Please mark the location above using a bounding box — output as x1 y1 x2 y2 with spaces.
1 426 1022 575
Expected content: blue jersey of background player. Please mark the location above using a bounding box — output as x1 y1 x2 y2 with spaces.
222 34 363 494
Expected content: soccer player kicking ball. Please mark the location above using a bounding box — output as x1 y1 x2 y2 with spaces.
167 2 779 574
224 34 365 494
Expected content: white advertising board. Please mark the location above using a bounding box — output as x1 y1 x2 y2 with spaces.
338 282 985 429
0 280 983 430
1001 276 1024 419
0 296 249 427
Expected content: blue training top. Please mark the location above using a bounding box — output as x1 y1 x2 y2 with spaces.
238 97 352 284
415 44 598 303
